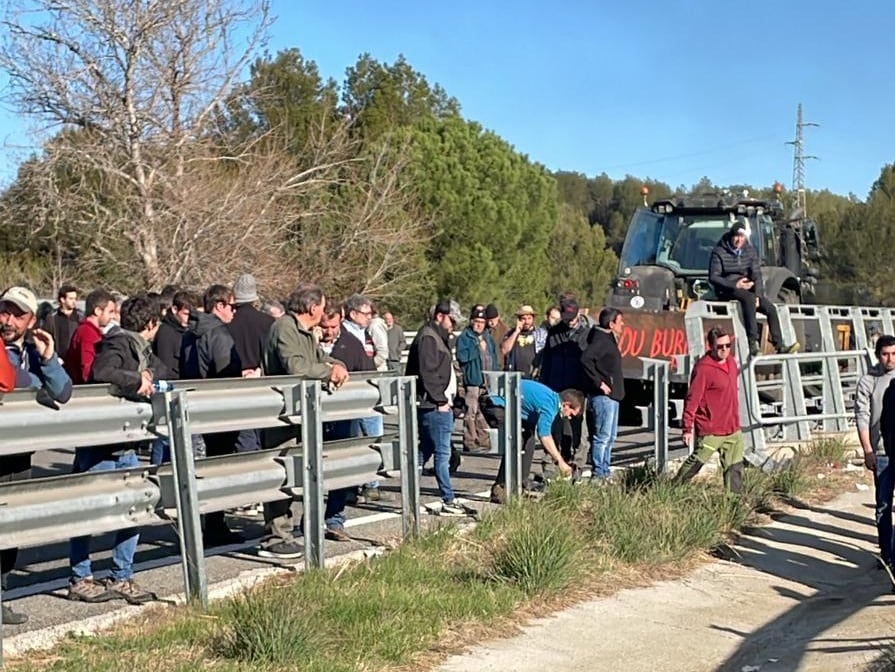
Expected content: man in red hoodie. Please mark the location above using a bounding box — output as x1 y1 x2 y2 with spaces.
674 325 744 493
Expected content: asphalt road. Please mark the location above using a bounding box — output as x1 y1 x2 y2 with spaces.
3 423 684 649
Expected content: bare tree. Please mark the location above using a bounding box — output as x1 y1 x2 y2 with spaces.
0 0 276 286
0 1 432 302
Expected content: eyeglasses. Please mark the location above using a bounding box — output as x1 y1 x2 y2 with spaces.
356 310 373 317
715 343 732 350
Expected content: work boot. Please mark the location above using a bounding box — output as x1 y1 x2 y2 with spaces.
2 604 27 625
724 462 744 494
748 340 761 357
673 454 705 484
490 483 507 504
777 342 801 355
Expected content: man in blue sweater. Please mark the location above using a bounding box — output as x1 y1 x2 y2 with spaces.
490 379 585 503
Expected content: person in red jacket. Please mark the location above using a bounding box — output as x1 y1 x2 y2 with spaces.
0 346 13 392
674 325 744 493
64 288 117 384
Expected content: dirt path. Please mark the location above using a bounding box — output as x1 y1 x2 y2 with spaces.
438 487 895 672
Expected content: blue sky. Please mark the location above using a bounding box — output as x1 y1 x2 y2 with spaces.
0 1 890 199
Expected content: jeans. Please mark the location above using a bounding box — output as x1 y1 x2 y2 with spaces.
295 420 356 534
588 395 620 478
419 407 455 502
353 416 383 489
70 448 141 582
150 438 169 466
875 455 895 564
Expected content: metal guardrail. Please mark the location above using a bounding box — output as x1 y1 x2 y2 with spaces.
685 300 873 470
0 369 526 651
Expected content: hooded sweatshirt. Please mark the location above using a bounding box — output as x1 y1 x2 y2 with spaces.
682 351 740 437
180 312 241 379
856 363 895 456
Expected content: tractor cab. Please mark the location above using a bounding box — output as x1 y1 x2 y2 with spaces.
607 192 804 312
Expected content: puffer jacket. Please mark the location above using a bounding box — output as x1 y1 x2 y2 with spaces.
709 233 763 295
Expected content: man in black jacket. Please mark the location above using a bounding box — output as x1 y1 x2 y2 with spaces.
709 221 799 357
405 299 474 516
580 308 626 480
153 290 196 378
227 274 275 453
538 295 591 462
180 284 244 546
42 285 82 361
68 294 167 606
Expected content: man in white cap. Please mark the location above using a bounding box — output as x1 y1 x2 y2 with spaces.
0 286 73 624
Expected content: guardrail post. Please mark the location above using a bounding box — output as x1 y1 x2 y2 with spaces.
166 389 208 609
301 380 325 569
497 372 523 500
396 376 420 537
641 358 669 473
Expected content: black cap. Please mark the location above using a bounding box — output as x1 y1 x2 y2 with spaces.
470 305 487 320
731 222 748 237
560 298 579 322
484 303 499 320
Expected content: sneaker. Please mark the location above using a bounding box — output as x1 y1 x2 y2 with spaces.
2 604 27 625
67 577 116 603
777 342 801 354
324 526 352 542
490 483 507 504
203 526 245 548
257 540 304 559
439 500 477 517
748 340 761 357
106 579 155 605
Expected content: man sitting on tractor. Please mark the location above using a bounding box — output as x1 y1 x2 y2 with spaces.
709 220 800 357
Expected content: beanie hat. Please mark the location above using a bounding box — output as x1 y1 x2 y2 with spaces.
233 274 259 304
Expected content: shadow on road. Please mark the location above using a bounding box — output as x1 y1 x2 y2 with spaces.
713 499 894 671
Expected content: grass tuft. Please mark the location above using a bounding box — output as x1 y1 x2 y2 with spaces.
488 500 581 595
806 436 850 465
213 582 320 665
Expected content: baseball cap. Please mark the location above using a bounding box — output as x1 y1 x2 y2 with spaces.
560 297 579 322
484 303 499 320
1 286 38 315
731 221 748 237
434 298 464 326
516 304 535 317
470 305 487 320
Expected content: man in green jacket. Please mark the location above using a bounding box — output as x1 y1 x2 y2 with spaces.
258 283 350 559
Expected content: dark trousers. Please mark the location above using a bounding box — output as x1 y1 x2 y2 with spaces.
203 432 239 532
0 454 32 587
717 287 783 345
494 424 537 486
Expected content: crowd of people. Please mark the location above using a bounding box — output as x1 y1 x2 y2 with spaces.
0 277 410 621
0 274 762 625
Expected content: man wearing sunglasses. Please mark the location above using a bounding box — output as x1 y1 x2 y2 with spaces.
674 326 744 493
